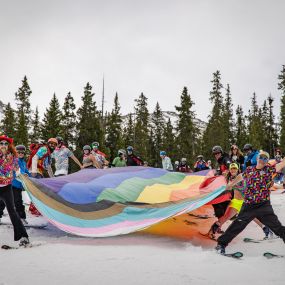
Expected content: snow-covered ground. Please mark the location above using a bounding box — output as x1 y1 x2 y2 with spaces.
1 191 285 285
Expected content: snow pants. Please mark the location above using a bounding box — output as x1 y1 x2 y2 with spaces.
217 200 285 247
0 186 26 219
0 185 28 241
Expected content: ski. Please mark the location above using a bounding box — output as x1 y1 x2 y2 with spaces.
1 242 43 250
243 237 279 243
0 222 48 229
223 252 243 259
263 252 284 259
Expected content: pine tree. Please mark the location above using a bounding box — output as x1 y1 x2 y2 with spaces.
105 93 123 161
247 92 263 149
262 95 278 155
278 65 285 149
62 92 77 148
175 87 198 163
30 107 41 143
14 76 32 145
151 102 165 166
202 71 224 157
133 93 150 160
41 93 63 141
162 118 176 161
76 83 102 149
235 105 248 150
222 84 235 148
123 113 135 148
0 103 16 138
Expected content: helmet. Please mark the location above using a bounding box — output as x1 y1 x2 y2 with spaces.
197 155 204 159
56 136 64 144
181 158 187 162
160 151 166 156
127 146 133 151
243 144 253 151
16 145 26 152
91 142 99 148
83 145 91 151
118 149 126 155
212 145 223 154
48 138 58 145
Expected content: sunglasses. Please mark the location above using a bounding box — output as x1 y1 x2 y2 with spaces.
17 151 25 154
0 142 9 146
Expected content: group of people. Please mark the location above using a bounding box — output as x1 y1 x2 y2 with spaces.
1 132 285 253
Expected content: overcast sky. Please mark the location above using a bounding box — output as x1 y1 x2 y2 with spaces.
0 0 284 121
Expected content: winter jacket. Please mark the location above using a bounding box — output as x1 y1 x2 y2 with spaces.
243 150 259 172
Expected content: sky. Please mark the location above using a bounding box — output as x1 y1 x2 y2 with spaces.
0 0 284 121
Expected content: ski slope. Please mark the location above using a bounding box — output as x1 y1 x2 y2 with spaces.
0 190 284 285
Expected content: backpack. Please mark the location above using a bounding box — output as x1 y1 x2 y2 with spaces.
27 143 50 171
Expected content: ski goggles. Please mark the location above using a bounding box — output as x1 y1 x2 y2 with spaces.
258 155 269 162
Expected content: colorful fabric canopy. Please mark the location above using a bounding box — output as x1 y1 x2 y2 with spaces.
20 167 228 237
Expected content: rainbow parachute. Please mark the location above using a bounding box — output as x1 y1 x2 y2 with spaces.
20 167 229 238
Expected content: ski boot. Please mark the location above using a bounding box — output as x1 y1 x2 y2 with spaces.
215 244 226 255
19 237 30 247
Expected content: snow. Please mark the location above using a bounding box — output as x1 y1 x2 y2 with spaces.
1 191 285 285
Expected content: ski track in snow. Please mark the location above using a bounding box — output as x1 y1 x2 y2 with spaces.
0 191 284 285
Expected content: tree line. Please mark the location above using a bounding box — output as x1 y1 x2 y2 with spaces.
1 66 285 171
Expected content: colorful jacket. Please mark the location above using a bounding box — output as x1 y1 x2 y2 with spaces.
0 152 18 186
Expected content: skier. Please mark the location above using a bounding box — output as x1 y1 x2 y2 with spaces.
160 151 173 171
28 138 58 178
193 155 209 172
212 146 231 176
211 146 232 219
229 144 244 170
0 134 29 246
177 158 192 173
209 163 272 239
112 149 127 167
0 145 31 224
126 146 143 166
51 136 83 176
216 151 285 255
82 145 101 169
242 143 259 172
91 141 109 169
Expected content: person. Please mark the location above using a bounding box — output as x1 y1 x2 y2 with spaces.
207 160 212 169
193 155 209 172
91 141 109 169
174 161 180 171
143 161 149 167
216 150 285 255
82 145 101 169
28 138 58 178
160 151 173 171
212 146 231 176
229 144 244 170
177 158 192 173
0 134 29 246
0 145 31 224
51 136 83 176
211 146 232 220
242 143 259 172
126 146 143 166
209 163 272 239
112 149 127 167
